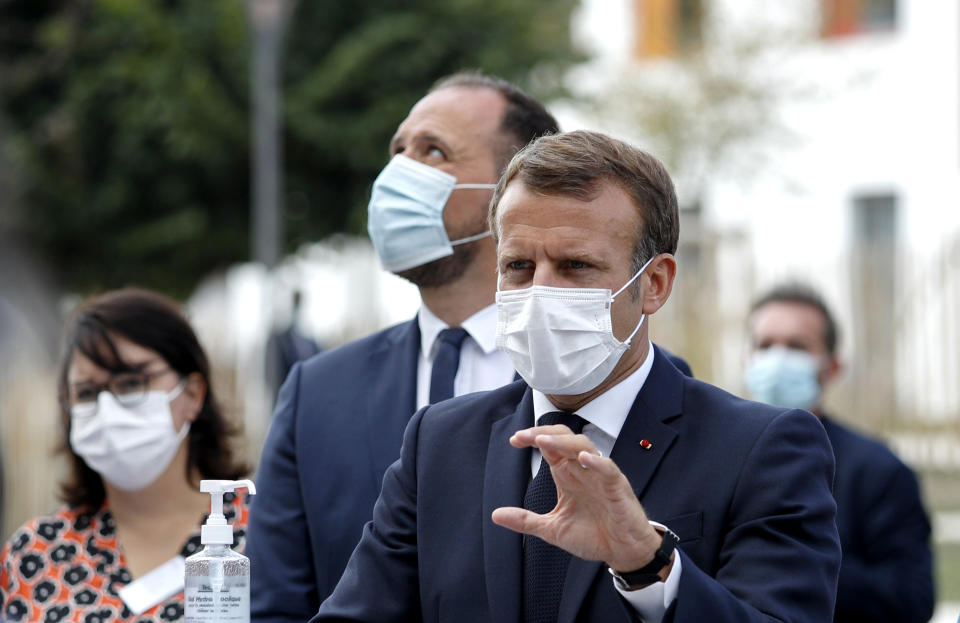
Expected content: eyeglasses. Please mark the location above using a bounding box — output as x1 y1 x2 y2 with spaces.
69 368 177 416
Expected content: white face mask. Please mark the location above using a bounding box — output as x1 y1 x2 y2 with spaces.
70 381 191 492
496 256 655 395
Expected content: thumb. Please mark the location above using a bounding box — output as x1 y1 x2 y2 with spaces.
491 506 547 536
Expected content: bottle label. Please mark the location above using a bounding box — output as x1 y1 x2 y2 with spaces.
184 575 249 622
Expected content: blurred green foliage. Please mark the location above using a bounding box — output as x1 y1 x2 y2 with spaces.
0 0 579 298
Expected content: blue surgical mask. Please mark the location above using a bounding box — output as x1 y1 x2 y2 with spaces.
367 154 496 272
744 346 823 411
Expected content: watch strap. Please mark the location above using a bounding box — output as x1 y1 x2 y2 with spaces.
608 521 679 590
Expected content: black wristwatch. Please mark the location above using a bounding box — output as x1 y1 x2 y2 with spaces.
608 521 679 590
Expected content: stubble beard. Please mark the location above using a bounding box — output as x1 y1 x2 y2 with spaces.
395 238 479 289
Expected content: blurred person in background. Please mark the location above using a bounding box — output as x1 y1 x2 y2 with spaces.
0 297 12 533
0 299 10 538
246 71 562 622
0 289 251 623
265 289 321 402
745 282 934 623
0 239 63 540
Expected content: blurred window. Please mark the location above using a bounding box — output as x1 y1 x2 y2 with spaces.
850 191 898 420
633 0 704 59
822 0 897 38
854 193 897 245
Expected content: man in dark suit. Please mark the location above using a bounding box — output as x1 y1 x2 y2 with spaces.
246 73 562 623
314 130 840 622
745 282 934 623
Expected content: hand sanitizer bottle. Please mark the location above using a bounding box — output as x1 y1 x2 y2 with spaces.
184 479 256 622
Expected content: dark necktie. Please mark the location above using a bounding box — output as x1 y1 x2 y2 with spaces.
523 411 586 623
428 327 469 404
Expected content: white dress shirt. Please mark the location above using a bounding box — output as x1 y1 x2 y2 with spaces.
416 303 516 409
531 343 681 623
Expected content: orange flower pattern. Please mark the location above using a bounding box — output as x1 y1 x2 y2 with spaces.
1 492 249 623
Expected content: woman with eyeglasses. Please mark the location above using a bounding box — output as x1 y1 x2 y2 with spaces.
1 288 250 622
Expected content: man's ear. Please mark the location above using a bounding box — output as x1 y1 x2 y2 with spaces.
820 354 843 388
642 254 677 315
182 372 207 422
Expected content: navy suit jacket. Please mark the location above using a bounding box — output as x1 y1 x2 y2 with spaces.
248 319 422 622
314 345 841 623
823 416 934 623
247 316 695 622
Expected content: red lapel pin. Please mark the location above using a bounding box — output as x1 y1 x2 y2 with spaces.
639 439 653 451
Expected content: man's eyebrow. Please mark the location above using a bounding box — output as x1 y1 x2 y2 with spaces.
389 131 452 155
498 250 525 264
388 134 403 155
417 132 447 148
562 250 607 267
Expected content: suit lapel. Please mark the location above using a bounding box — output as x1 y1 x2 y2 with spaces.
611 344 683 502
364 318 420 485
482 388 534 623
558 345 684 623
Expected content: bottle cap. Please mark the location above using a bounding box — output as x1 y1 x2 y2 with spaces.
200 479 256 545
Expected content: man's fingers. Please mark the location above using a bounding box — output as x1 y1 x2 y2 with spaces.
575 450 619 477
552 450 626 493
510 424 583 448
491 506 548 536
537 432 599 465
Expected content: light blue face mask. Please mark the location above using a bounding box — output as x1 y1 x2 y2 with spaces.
744 346 823 411
367 154 496 272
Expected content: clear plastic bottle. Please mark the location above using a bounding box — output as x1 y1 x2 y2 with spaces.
184 480 256 623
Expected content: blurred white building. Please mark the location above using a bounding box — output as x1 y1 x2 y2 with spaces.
561 0 960 447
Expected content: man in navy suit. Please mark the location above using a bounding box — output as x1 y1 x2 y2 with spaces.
246 73 563 623
745 282 934 623
314 130 840 622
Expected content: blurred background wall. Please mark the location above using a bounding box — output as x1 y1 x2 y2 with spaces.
1 0 958 617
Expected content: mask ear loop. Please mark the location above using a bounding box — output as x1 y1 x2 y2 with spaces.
612 255 657 347
447 183 496 247
167 378 194 438
612 255 657 300
452 183 497 190
166 378 187 402
450 230 492 246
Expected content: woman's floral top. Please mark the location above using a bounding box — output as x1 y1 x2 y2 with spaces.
1 492 249 623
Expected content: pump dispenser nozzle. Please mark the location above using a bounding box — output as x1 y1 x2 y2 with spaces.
200 479 256 545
